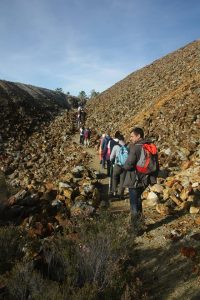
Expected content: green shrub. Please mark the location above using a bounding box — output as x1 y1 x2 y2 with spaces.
5 212 137 299
0 226 25 273
8 262 63 300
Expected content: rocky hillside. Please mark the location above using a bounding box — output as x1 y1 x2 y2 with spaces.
86 40 200 165
0 80 102 231
0 79 80 142
86 40 200 214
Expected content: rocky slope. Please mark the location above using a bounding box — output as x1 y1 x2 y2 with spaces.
0 79 80 142
86 40 200 214
0 80 100 235
86 40 200 155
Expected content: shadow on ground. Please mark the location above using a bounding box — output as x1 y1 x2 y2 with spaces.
134 217 200 300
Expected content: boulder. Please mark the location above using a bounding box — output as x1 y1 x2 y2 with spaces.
147 191 159 202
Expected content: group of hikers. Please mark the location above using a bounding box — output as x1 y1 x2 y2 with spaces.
98 127 159 234
76 103 159 234
79 126 91 147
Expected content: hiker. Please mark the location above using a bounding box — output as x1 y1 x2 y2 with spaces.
101 131 121 177
80 109 86 124
77 113 81 128
110 134 128 199
79 126 84 145
123 127 159 233
77 105 82 127
83 127 90 147
99 133 106 168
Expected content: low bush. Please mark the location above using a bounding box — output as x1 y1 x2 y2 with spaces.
5 212 139 299
0 226 25 274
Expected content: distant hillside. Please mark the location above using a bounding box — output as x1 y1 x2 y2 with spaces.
0 80 79 141
86 40 200 168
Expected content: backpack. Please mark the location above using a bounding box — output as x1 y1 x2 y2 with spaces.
116 145 129 166
136 143 158 174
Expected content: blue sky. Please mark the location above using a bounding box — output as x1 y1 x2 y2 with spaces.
0 0 199 96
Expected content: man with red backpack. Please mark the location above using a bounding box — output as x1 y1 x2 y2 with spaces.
123 127 159 234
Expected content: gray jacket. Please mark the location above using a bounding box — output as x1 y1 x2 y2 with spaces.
123 140 157 188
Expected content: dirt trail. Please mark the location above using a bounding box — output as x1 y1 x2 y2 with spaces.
72 134 129 211
72 134 200 300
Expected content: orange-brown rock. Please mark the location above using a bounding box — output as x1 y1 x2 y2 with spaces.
156 204 172 216
181 160 193 170
170 195 182 206
195 216 200 225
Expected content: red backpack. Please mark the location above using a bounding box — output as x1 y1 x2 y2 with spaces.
136 143 158 174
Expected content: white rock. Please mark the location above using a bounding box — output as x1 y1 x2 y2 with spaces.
147 191 159 201
192 182 199 188
59 182 71 190
190 206 200 214
163 148 171 155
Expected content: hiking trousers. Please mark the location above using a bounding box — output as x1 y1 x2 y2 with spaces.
84 138 90 147
112 164 126 196
80 135 84 144
129 187 144 217
106 160 111 177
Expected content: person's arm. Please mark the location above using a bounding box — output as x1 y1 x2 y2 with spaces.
110 145 118 162
123 144 137 170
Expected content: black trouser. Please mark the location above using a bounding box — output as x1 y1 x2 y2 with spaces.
80 135 84 144
106 160 111 177
112 164 126 196
129 187 144 217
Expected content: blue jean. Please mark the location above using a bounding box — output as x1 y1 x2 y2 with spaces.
129 188 144 217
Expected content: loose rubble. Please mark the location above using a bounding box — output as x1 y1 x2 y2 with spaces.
0 106 103 237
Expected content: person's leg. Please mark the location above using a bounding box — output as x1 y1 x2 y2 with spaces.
129 188 145 216
118 169 126 197
129 188 138 216
129 188 145 233
107 160 111 177
112 165 120 194
136 188 144 215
